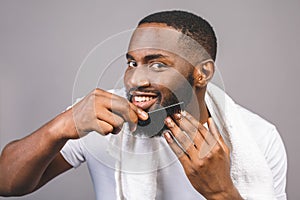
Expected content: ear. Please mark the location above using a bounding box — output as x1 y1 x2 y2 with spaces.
194 60 215 88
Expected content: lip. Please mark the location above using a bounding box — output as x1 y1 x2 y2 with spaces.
130 91 159 111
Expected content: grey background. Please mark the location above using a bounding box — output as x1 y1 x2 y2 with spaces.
0 0 299 199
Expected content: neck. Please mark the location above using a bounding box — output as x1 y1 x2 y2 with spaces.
185 86 209 125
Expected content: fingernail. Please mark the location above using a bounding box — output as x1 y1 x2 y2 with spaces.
165 117 174 127
165 117 172 123
174 113 182 120
138 109 148 119
163 130 172 142
181 110 187 117
207 117 213 124
130 123 137 132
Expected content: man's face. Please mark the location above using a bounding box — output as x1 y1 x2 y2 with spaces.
124 23 197 112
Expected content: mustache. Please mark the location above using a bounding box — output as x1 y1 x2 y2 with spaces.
126 86 181 107
126 86 160 100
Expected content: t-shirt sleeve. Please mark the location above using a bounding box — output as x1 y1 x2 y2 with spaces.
265 127 287 200
60 139 86 168
59 88 125 168
237 105 287 199
59 97 86 168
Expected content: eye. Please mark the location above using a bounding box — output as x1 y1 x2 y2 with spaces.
149 62 168 71
127 60 137 67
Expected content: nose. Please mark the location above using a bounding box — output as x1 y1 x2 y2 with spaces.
127 66 150 88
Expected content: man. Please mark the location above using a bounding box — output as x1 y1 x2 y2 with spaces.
0 10 287 199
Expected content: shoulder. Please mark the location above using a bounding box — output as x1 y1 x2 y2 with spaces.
235 104 285 159
236 104 276 137
236 104 287 198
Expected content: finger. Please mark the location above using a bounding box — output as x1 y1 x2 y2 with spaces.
172 113 203 148
164 117 196 156
107 98 136 122
206 118 219 146
196 118 222 159
207 117 219 140
109 93 148 120
170 114 212 159
177 112 217 159
175 113 213 159
178 111 214 146
127 103 149 132
128 102 148 120
181 111 209 141
188 117 218 158
208 118 230 155
89 89 145 132
96 110 125 134
219 135 230 156
96 96 146 131
181 111 205 131
94 120 114 135
163 130 190 163
94 96 136 131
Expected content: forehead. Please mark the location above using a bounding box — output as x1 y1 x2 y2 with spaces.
128 23 208 64
128 24 180 53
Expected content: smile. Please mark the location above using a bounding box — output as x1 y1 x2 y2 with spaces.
130 91 159 111
133 96 154 102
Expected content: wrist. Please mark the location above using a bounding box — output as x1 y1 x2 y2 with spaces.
48 109 79 141
206 185 243 200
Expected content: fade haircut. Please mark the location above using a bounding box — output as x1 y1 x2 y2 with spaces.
138 10 217 61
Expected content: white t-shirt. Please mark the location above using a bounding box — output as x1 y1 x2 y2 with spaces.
61 91 287 200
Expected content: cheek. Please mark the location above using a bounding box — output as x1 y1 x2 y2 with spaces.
123 69 132 88
124 67 193 93
154 71 191 91
158 72 194 104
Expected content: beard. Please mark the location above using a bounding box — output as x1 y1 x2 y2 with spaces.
127 73 195 137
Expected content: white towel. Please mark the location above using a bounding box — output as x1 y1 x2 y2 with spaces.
205 83 276 199
114 130 159 200
109 124 177 200
107 88 173 200
108 84 276 199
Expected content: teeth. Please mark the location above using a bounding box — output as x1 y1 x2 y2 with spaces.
134 96 153 102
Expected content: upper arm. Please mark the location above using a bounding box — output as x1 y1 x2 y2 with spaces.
237 105 287 199
266 127 287 199
35 153 72 190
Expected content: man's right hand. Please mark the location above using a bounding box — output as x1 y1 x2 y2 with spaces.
0 88 148 196
64 88 148 138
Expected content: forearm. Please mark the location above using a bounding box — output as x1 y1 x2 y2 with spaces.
0 89 146 196
0 111 76 196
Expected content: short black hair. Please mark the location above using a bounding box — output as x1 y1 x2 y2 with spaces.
138 10 217 61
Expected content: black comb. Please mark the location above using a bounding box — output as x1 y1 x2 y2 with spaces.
136 102 184 137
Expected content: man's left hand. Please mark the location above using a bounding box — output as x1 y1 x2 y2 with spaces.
163 111 242 199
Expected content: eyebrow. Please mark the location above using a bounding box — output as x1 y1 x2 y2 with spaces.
144 54 168 62
126 53 134 60
126 53 168 62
